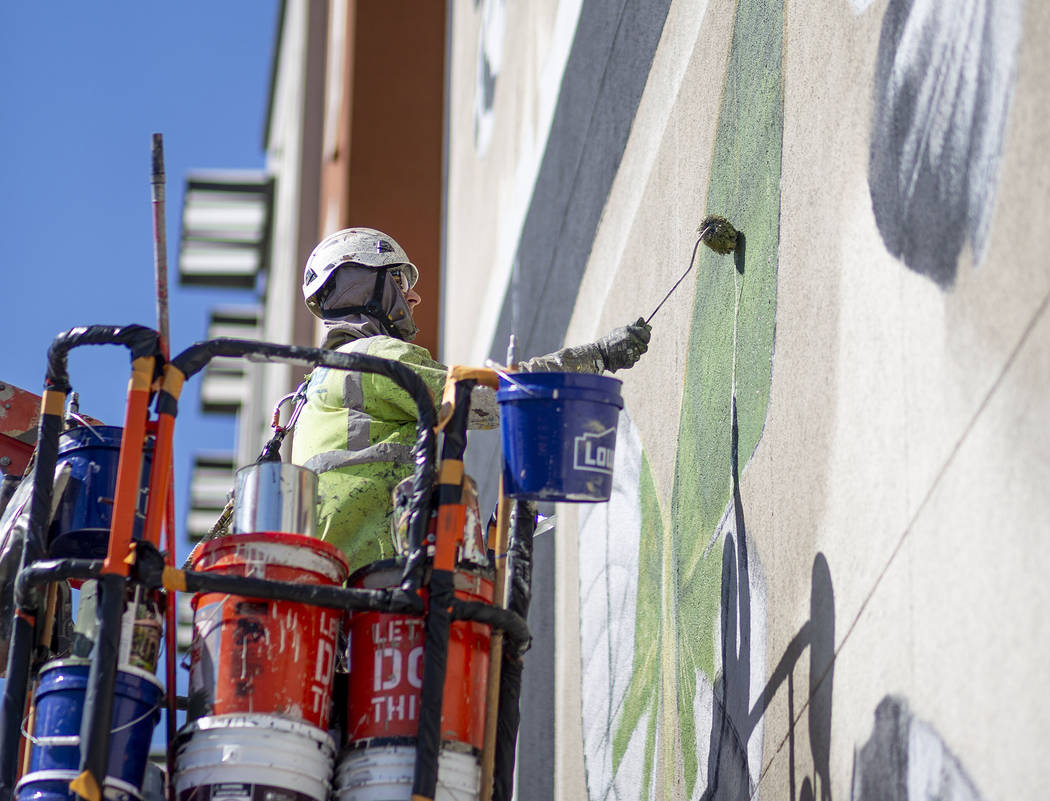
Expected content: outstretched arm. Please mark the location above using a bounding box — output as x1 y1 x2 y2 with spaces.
466 318 652 429
518 318 652 374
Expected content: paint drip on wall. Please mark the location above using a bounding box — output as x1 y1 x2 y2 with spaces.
578 0 785 794
868 0 1024 287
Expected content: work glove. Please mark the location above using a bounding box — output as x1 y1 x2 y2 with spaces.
596 317 652 372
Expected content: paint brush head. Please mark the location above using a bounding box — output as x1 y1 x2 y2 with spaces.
697 214 739 255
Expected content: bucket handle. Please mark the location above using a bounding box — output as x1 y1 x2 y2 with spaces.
20 697 162 744
180 601 231 672
484 361 538 396
65 417 107 444
109 697 163 735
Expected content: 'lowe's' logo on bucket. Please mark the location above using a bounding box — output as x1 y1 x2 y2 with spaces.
573 427 616 475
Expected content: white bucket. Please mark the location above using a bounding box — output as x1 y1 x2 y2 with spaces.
174 715 334 801
334 745 479 801
178 724 334 767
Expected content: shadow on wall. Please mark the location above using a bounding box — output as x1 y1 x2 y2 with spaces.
852 696 987 801
700 399 837 801
868 0 1023 288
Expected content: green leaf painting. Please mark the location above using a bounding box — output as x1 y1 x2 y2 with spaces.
582 0 784 797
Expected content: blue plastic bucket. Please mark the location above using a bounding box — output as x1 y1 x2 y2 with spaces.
26 659 163 793
48 426 153 559
496 372 623 502
16 772 142 801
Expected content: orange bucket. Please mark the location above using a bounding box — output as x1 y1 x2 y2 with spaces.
188 532 349 730
346 560 493 750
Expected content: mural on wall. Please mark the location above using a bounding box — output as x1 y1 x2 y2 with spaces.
851 696 987 801
472 0 506 155
573 0 1020 796
580 408 840 801
868 0 1024 287
578 0 784 796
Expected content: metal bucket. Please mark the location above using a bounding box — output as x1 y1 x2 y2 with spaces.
233 462 317 536
16 771 142 801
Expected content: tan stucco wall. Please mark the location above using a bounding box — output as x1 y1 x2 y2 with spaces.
445 0 1049 798
443 0 582 365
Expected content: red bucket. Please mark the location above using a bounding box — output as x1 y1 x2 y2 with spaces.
188 532 349 730
346 561 493 750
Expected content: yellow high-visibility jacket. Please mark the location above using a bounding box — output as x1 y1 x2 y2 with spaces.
291 335 448 570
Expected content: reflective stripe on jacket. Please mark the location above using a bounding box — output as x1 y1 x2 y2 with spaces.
291 335 447 570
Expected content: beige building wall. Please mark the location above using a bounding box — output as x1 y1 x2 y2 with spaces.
445 1 1048 799
231 0 326 467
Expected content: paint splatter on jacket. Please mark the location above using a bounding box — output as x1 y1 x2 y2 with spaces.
291 335 451 570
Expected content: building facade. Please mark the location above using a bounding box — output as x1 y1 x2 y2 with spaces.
185 1 1050 799
446 1 1049 800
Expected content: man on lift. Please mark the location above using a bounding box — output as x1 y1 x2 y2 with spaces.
291 227 651 569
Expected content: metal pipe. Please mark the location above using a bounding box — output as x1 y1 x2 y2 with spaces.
0 385 65 799
179 569 426 615
18 559 103 588
100 357 155 577
151 134 169 354
449 599 529 651
492 501 537 801
0 610 35 801
70 573 124 801
163 481 177 801
413 377 473 801
12 558 528 640
412 569 453 801
480 485 513 801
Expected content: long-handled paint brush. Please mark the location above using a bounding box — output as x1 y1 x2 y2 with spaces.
645 214 739 324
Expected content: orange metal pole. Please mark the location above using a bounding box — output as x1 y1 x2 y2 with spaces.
479 481 510 801
142 425 173 548
147 364 185 800
101 356 155 576
142 365 184 547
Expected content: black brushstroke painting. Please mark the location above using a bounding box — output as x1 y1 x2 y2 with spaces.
869 0 1023 287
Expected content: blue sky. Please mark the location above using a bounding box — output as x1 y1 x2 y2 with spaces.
1 4 278 563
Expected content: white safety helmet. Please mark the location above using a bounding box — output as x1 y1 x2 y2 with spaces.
302 227 419 318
